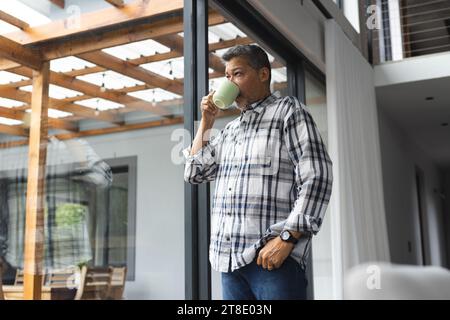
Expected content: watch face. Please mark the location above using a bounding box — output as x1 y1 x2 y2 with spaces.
281 231 289 240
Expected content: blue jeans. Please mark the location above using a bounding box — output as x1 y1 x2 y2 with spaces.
221 257 308 300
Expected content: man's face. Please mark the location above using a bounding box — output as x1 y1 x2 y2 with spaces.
224 57 270 108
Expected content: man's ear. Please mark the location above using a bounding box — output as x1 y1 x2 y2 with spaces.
259 67 270 83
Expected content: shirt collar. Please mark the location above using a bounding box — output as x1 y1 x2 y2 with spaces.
240 91 281 116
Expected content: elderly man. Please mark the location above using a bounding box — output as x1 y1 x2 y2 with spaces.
184 45 333 300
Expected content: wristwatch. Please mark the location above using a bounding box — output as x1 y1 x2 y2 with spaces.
280 230 298 244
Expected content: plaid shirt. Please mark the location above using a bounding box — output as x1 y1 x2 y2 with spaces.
183 91 333 272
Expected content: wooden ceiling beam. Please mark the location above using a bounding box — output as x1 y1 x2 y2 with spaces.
3 36 260 92
54 37 251 81
77 51 184 95
0 10 29 30
0 105 78 132
48 118 78 132
50 102 123 124
42 12 225 61
65 36 252 77
0 123 28 136
65 66 105 77
0 87 122 124
9 66 172 117
2 69 280 125
49 0 65 9
155 34 225 73
0 106 24 120
104 0 124 8
209 36 254 51
41 15 182 60
5 0 183 45
0 107 240 147
0 59 20 71
49 71 172 115
0 32 245 73
23 62 50 300
2 65 284 123
0 12 226 69
0 35 42 70
47 95 91 107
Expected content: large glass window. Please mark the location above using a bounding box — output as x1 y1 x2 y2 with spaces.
0 0 329 300
0 0 185 300
334 0 360 33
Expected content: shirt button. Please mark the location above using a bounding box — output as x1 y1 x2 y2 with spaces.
226 236 230 241
228 187 232 191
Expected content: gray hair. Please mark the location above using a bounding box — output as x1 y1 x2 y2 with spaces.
221 44 271 84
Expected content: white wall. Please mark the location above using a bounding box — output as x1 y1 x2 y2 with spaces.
374 51 450 86
377 108 447 267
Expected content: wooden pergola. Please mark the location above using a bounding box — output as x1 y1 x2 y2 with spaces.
0 0 289 299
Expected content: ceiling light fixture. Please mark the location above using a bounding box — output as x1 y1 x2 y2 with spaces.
169 61 173 76
95 98 100 116
152 89 156 106
100 73 106 92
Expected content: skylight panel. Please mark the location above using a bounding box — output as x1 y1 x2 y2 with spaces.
141 57 184 80
77 71 144 89
47 109 73 118
128 88 181 103
209 23 247 41
208 31 221 44
20 85 82 99
0 0 51 30
0 117 22 126
0 71 28 84
77 98 124 111
50 57 96 73
103 46 139 60
0 97 24 108
0 21 19 34
25 108 73 119
103 40 170 60
125 39 171 56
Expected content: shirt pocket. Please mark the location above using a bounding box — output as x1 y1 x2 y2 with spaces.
247 128 280 175
244 216 261 237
